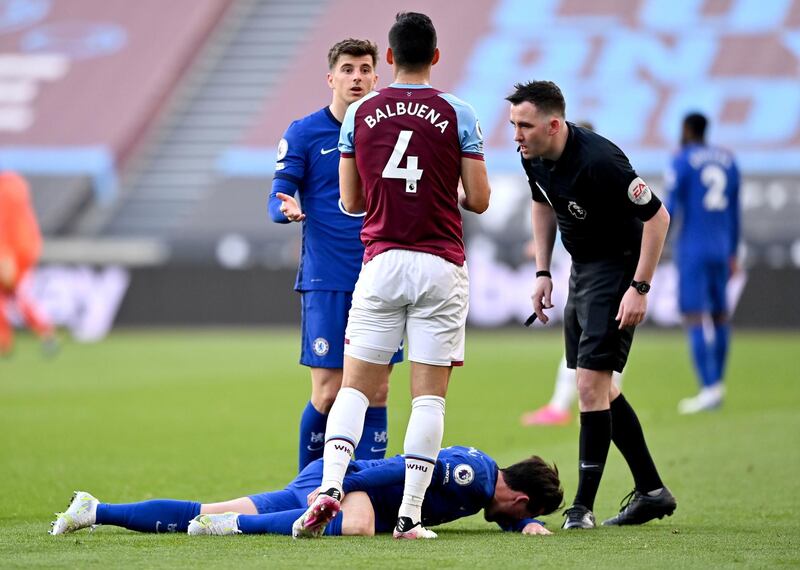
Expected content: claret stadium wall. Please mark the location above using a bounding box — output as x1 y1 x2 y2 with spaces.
1 0 799 339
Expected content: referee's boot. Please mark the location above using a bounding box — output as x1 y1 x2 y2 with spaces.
561 504 596 529
602 487 677 526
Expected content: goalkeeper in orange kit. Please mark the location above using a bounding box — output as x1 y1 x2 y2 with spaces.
0 171 56 356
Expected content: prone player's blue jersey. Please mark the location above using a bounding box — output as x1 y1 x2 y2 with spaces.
270 107 364 291
665 143 740 263
341 446 536 532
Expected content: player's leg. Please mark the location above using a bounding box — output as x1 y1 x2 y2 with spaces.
51 491 206 535
709 259 731 387
563 259 629 529
355 365 391 460
393 251 467 539
604 383 676 526
565 366 613 530
15 269 54 341
521 356 574 426
295 253 406 535
0 288 12 355
222 492 373 537
298 291 344 470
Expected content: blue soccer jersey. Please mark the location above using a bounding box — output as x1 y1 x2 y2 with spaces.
341 446 538 532
269 107 365 292
248 446 539 532
665 142 740 264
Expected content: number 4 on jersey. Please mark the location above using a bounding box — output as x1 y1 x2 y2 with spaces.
382 130 423 193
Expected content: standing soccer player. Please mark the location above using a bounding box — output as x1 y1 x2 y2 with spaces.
294 12 490 540
268 39 401 472
666 113 740 414
0 170 56 356
508 81 676 528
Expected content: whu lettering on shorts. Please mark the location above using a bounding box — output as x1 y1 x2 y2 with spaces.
407 463 429 472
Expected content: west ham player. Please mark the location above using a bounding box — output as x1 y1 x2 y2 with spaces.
50 446 562 538
268 39 401 471
294 12 491 540
666 113 741 414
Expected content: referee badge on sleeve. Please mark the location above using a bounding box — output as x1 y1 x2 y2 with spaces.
627 177 652 205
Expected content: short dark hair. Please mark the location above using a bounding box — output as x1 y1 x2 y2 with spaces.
506 81 566 118
327 38 379 70
501 456 563 517
388 12 437 71
683 112 708 140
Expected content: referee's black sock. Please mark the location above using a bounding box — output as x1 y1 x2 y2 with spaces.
610 393 664 493
573 409 612 511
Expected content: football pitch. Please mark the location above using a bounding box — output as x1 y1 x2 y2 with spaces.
1 328 798 568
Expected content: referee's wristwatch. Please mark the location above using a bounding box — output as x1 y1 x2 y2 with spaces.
631 280 651 295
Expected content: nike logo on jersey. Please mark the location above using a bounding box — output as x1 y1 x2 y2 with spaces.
580 462 601 469
370 446 387 453
320 147 338 155
306 445 323 452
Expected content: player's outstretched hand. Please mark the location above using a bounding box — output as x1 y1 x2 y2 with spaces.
531 276 554 324
522 522 552 535
276 192 306 222
615 287 647 329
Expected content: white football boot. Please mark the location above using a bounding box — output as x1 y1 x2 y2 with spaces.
678 383 725 415
50 491 99 535
187 513 241 536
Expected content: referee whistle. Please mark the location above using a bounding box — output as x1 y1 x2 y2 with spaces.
524 313 537 327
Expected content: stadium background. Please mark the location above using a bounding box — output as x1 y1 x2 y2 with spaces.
2 1 799 567
1 0 798 339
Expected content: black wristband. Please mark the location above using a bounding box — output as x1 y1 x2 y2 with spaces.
536 270 552 278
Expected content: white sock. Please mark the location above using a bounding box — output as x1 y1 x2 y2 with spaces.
549 358 576 411
320 387 368 493
398 395 445 523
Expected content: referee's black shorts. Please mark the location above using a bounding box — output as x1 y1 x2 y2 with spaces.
564 256 637 373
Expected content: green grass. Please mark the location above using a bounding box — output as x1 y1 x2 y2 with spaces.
1 328 798 568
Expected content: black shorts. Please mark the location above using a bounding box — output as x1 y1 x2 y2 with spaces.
564 257 637 373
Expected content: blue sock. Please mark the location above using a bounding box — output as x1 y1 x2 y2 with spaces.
299 401 328 471
712 322 731 384
237 508 343 536
95 500 201 533
688 324 715 388
355 406 388 460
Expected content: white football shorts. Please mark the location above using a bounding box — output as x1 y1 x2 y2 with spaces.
344 249 469 367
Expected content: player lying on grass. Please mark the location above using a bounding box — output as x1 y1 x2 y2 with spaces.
50 446 562 538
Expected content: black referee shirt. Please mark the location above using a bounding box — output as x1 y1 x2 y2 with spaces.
523 122 662 262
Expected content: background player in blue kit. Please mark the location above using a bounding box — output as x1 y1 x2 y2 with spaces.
268 39 402 470
666 113 741 414
50 446 563 539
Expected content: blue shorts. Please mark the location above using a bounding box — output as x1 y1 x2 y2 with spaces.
248 460 324 514
300 290 403 368
678 256 728 315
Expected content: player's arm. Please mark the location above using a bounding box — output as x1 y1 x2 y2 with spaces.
459 157 490 213
496 517 550 535
339 156 365 214
531 200 557 324
269 181 305 223
729 159 742 275
268 128 306 223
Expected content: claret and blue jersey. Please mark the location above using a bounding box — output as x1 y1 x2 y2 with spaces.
268 107 365 292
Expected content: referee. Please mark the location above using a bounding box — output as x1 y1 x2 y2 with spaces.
508 81 676 529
